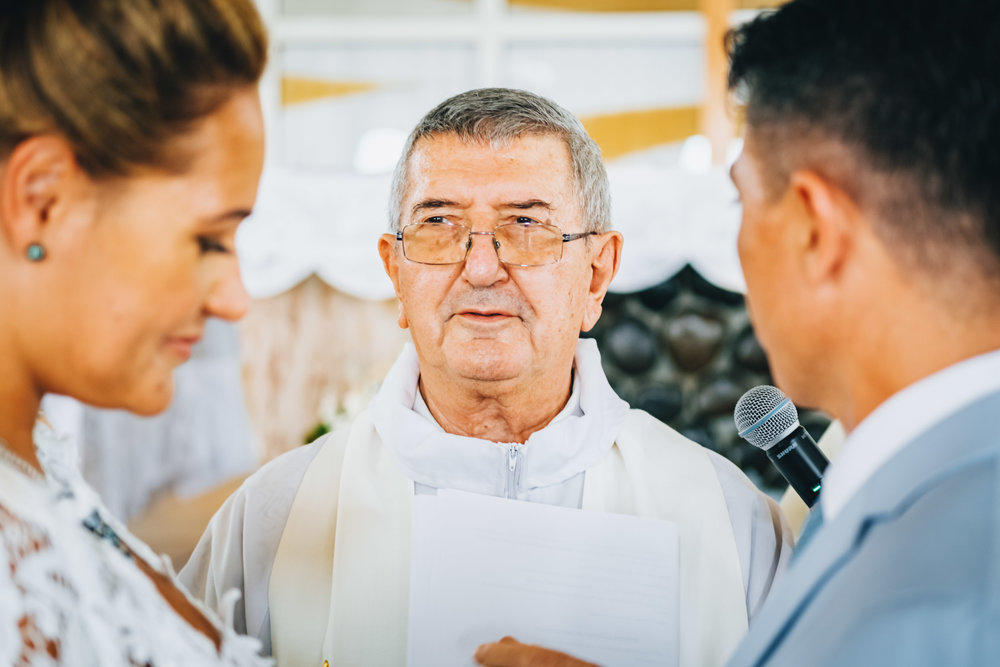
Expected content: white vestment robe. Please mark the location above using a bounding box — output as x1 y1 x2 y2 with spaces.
181 340 792 666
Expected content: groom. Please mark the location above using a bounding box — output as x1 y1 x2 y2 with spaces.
477 0 1000 665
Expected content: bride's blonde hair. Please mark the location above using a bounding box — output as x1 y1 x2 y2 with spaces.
0 0 267 176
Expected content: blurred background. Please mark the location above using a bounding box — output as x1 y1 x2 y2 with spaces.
45 0 829 566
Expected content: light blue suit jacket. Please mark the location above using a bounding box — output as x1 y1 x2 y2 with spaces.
728 388 1000 666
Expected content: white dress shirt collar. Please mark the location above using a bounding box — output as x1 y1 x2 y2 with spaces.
822 346 1000 520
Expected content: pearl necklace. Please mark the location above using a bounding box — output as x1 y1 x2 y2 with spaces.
0 436 45 482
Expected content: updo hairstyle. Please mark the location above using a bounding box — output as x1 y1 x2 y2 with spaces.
0 0 268 176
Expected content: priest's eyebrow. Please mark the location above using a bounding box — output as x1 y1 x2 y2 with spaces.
411 199 462 216
410 198 555 217
503 199 554 211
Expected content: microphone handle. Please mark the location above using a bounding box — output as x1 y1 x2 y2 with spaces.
765 426 830 508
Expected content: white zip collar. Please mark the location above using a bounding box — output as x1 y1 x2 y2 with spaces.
369 339 630 497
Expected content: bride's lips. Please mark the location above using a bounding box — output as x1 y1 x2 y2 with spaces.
163 335 202 360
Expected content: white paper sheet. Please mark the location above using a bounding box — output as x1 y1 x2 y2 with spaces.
407 490 679 667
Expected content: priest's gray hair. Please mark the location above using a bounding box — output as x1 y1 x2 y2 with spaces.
388 88 611 233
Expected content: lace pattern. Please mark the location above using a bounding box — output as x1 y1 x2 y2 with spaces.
0 423 271 666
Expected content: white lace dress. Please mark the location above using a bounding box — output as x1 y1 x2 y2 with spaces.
0 423 272 666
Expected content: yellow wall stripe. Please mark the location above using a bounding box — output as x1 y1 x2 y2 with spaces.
739 0 788 7
504 0 785 11
281 77 378 106
508 0 699 11
581 106 700 160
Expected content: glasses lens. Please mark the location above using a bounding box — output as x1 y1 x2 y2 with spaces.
402 223 469 264
494 223 563 266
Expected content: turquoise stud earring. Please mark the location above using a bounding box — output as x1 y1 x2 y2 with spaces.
26 243 46 262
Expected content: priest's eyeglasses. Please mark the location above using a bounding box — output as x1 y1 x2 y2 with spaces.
395 221 597 267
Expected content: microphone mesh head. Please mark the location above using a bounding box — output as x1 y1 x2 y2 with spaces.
734 385 800 450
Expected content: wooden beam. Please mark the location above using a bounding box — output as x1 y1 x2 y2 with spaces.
700 0 737 164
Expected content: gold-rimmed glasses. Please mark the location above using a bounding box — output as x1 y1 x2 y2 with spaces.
395 221 596 267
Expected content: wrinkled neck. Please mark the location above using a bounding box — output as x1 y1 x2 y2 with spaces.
418 370 573 444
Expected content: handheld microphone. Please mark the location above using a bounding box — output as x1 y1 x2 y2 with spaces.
734 385 829 507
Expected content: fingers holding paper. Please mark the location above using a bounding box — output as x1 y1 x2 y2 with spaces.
475 636 600 667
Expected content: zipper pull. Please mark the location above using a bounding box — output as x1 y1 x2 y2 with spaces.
508 445 518 472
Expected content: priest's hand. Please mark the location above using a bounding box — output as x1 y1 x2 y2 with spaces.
474 637 600 667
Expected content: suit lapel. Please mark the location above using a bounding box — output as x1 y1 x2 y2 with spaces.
729 388 1000 667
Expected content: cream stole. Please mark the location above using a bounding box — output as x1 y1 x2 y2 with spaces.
269 409 747 667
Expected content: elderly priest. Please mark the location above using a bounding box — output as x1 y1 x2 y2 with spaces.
180 88 792 667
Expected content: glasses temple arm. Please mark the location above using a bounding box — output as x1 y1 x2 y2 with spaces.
562 231 599 243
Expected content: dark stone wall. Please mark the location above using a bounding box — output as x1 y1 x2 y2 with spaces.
586 264 831 495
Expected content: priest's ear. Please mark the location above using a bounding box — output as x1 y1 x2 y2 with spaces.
0 136 82 258
581 230 623 333
378 232 409 329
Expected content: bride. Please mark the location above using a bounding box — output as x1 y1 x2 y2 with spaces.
0 0 271 663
